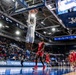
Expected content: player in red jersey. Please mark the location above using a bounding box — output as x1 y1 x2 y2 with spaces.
75 51 76 62
68 54 74 66
68 50 76 71
33 38 46 70
70 50 76 66
75 51 76 69
72 50 76 70
75 51 76 68
45 52 51 68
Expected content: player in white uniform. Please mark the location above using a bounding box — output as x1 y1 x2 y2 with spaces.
26 9 37 51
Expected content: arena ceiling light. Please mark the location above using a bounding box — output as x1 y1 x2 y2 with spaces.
43 31 46 34
41 21 45 25
12 0 15 2
41 21 44 24
15 30 20 35
52 28 56 32
0 23 3 28
48 33 51 35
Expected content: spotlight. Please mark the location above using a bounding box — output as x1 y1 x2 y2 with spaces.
52 28 56 32
0 23 3 28
41 21 45 25
48 33 51 35
12 0 15 2
15 30 20 35
43 31 46 34
41 21 44 24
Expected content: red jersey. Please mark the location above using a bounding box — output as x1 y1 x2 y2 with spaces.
70 52 76 61
75 52 76 60
68 54 74 62
46 54 50 60
45 54 50 63
38 42 44 51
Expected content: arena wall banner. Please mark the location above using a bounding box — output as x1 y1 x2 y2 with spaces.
59 11 76 28
0 61 6 65
54 35 76 41
0 61 46 67
56 0 76 15
56 0 76 28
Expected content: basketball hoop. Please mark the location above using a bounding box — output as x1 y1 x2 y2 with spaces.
29 9 38 14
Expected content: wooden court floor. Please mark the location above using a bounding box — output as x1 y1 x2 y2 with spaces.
63 72 76 75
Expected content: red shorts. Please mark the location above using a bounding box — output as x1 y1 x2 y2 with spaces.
36 51 44 57
69 58 75 62
46 59 50 63
75 53 76 61
73 57 76 62
69 57 75 62
72 53 76 62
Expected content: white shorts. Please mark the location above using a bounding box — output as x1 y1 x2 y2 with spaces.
26 36 34 43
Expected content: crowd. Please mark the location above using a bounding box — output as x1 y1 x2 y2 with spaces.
0 36 36 61
0 36 73 67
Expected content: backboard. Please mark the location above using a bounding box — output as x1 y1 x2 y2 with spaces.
14 0 45 13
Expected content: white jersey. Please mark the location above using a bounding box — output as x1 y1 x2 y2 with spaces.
26 13 36 43
27 15 36 37
26 22 36 37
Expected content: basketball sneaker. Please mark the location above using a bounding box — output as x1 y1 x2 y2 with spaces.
43 66 46 70
33 66 38 70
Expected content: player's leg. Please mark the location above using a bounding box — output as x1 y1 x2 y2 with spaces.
75 53 76 67
26 42 30 50
70 60 75 71
74 53 76 68
29 43 33 50
40 52 46 70
71 52 76 71
25 36 32 60
40 56 44 66
29 37 34 50
25 33 30 49
48 63 51 68
36 55 39 66
46 62 50 70
46 61 51 67
40 56 46 70
45 59 51 70
33 55 39 70
26 37 34 61
75 61 76 71
26 49 31 60
25 33 34 51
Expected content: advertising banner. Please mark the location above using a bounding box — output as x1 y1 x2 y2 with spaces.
0 61 46 67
